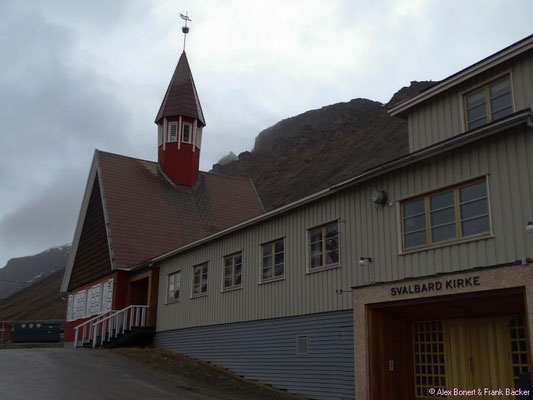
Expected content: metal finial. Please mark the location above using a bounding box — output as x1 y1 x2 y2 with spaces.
180 12 191 51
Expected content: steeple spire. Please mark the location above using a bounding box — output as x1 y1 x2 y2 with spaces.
155 18 205 187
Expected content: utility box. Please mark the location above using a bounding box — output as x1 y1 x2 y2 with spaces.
11 322 61 343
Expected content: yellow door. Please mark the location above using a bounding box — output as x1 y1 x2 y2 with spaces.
445 317 515 399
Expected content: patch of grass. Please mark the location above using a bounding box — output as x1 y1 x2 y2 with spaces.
110 347 305 400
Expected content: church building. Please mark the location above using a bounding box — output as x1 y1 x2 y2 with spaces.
62 29 533 400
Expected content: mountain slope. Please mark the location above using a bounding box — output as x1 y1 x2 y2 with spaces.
0 267 66 321
0 245 70 300
213 81 434 210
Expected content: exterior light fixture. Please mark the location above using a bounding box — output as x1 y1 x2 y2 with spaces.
527 221 533 234
359 257 373 266
371 190 387 205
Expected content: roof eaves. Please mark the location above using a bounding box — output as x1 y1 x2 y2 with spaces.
388 35 533 117
150 110 533 265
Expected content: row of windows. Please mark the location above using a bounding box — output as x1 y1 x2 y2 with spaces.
401 178 491 250
166 221 340 302
158 121 202 148
167 178 493 301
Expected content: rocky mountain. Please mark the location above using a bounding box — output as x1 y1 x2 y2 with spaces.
0 245 70 300
212 81 435 210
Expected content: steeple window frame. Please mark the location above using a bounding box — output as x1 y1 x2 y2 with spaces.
168 122 178 143
182 122 193 144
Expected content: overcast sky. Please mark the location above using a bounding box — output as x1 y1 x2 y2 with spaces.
0 0 531 268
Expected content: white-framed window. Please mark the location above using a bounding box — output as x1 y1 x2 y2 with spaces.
102 279 114 313
401 178 491 251
169 122 178 142
261 238 285 282
167 271 181 302
308 221 339 270
158 124 163 146
86 283 103 316
73 290 87 320
192 263 208 296
182 123 192 143
223 252 242 290
66 294 74 322
464 75 513 130
196 126 203 149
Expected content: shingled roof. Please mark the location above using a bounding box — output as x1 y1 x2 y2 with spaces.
155 51 206 125
96 150 263 268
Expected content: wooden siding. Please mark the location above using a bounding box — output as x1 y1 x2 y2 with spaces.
408 51 533 152
68 175 112 290
154 310 354 400
156 125 533 331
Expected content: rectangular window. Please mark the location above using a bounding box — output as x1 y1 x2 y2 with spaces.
192 263 208 296
158 124 163 146
169 122 178 142
223 252 242 290
401 178 490 250
309 221 339 270
196 126 202 149
465 76 512 130
262 239 285 281
167 271 181 302
182 123 192 143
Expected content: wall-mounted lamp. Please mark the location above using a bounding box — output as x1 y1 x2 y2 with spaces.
371 190 387 205
527 221 533 234
359 257 373 266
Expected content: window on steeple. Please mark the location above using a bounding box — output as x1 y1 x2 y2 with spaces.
169 122 178 142
196 127 202 149
182 123 192 143
158 124 163 146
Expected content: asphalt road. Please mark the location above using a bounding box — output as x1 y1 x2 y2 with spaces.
0 348 219 400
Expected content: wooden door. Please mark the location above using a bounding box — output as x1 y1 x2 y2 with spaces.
445 317 514 399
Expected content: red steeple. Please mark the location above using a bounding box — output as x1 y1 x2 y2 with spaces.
155 51 205 186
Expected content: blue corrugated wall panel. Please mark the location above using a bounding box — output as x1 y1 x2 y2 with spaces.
154 310 355 400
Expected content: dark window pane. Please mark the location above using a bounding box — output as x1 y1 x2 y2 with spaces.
275 240 284 253
430 207 455 226
462 215 490 236
235 275 241 285
234 254 242 265
405 230 427 248
326 250 339 264
263 267 272 279
405 215 426 233
310 229 321 243
467 104 487 124
490 79 510 98
225 258 232 268
263 255 272 268
460 181 487 202
275 252 284 265
311 242 322 256
432 223 456 242
461 198 488 220
234 263 241 275
467 90 485 108
224 277 232 288
263 245 272 257
274 263 284 276
404 199 425 217
430 191 454 210
492 105 513 121
326 223 338 237
311 255 322 269
325 237 338 252
469 117 487 130
224 266 232 277
491 91 512 113
201 282 207 293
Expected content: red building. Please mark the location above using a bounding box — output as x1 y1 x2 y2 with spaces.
60 51 264 346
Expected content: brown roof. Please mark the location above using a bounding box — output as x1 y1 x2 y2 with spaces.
155 51 206 125
96 150 263 269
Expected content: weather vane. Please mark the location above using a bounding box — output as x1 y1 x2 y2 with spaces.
180 12 191 51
